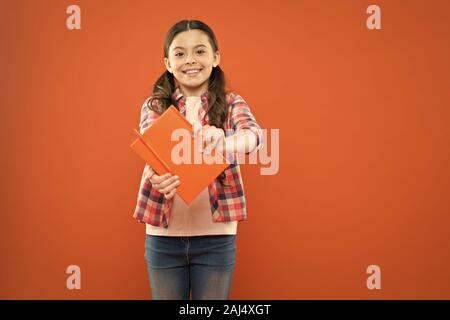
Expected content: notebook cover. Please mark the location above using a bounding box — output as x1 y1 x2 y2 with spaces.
130 105 229 204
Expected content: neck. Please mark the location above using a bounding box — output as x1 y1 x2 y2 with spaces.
179 84 208 97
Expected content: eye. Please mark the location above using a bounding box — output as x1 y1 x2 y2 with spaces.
196 49 205 54
175 52 184 57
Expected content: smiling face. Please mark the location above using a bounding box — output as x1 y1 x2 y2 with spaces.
164 29 220 97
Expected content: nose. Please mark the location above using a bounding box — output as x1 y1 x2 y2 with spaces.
185 52 197 65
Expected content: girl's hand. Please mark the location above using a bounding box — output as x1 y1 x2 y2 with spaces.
194 124 226 155
145 170 180 200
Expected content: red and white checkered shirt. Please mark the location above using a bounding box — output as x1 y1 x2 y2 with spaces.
133 87 263 228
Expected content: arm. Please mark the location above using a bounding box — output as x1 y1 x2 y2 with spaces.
224 128 258 154
139 98 157 178
200 94 263 157
226 94 263 154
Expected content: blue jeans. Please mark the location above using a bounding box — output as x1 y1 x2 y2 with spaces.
144 234 236 300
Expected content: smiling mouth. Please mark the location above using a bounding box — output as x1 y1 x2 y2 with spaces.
183 69 202 75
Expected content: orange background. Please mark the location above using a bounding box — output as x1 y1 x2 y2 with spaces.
1 0 449 299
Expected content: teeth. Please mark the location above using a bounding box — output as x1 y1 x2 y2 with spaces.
186 70 200 74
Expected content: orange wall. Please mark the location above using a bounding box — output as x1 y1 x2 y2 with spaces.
1 0 449 299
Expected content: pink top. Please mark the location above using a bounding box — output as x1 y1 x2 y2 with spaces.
146 96 238 236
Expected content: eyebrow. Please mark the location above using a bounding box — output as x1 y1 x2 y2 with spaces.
172 44 207 51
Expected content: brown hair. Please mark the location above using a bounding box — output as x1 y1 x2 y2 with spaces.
147 19 228 130
148 20 231 185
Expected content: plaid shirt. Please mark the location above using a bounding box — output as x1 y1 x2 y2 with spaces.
133 87 263 228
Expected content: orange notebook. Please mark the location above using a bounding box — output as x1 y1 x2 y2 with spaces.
130 105 228 204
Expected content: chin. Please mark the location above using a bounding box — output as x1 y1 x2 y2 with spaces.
182 79 207 88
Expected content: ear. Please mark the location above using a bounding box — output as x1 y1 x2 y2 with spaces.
213 51 220 68
164 57 173 73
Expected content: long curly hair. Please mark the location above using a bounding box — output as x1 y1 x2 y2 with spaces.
147 19 228 130
148 20 231 185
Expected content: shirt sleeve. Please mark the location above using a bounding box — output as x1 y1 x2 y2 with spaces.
139 97 160 134
229 94 264 154
139 97 159 175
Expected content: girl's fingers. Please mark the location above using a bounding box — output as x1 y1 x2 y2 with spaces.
204 136 217 154
159 179 180 194
156 175 179 190
204 130 224 154
202 129 215 152
150 174 176 193
149 172 180 195
194 123 210 140
164 188 177 200
194 124 225 154
151 173 172 185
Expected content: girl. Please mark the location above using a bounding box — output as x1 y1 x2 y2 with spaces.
133 19 263 300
